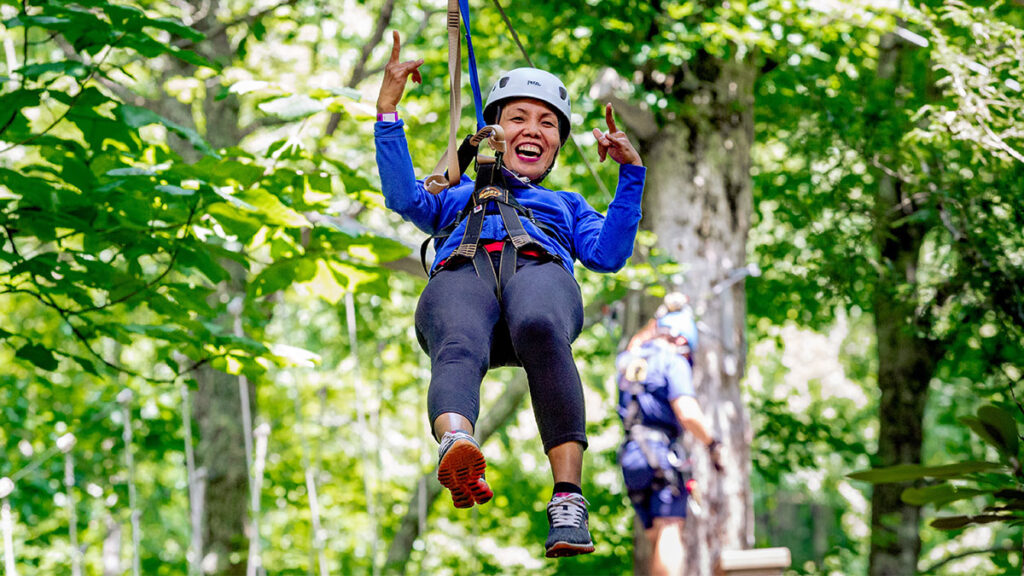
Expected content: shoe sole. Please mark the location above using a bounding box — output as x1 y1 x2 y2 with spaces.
545 541 595 558
437 439 492 509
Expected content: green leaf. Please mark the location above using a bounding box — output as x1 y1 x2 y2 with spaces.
901 484 990 507
121 324 189 342
155 184 195 196
250 258 316 298
106 167 157 177
228 80 277 96
304 259 346 304
206 203 264 238
176 244 229 284
235 189 310 228
848 461 1007 484
188 156 265 187
143 17 204 42
258 95 326 120
346 235 412 264
931 514 1016 530
17 60 88 80
118 105 218 157
977 405 1020 457
15 343 59 371
70 355 98 375
4 15 72 29
332 161 375 196
0 328 11 339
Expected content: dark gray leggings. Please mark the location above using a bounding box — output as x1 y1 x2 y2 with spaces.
415 256 587 453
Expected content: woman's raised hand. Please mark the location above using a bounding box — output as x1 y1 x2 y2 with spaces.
592 103 643 167
376 31 424 114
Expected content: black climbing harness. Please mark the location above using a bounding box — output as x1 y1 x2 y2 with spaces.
621 357 691 499
419 127 562 306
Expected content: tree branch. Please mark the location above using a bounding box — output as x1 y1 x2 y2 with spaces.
324 0 402 138
68 198 201 315
348 0 397 88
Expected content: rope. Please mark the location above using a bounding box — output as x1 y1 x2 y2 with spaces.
424 0 465 194
490 0 533 67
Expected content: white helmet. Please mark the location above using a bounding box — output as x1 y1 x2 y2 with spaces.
484 68 571 144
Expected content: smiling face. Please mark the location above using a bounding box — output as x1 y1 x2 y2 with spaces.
498 98 562 181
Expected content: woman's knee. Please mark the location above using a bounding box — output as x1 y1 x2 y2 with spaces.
432 335 490 368
508 310 569 348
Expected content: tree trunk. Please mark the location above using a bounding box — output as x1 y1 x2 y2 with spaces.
866 33 943 576
160 3 250 572
194 367 253 576
634 53 757 575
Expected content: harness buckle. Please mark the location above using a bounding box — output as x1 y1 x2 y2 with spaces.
476 185 506 203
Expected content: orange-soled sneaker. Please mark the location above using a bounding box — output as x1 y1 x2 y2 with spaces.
437 430 493 509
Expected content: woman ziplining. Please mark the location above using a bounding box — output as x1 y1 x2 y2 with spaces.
374 28 646 557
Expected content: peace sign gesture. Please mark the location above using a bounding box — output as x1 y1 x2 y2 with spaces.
376 31 424 114
592 103 643 167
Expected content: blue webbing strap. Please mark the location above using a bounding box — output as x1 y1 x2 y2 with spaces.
459 0 485 130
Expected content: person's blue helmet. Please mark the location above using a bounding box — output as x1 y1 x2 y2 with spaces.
655 293 698 352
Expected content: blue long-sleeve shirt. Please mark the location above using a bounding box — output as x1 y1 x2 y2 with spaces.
374 120 646 277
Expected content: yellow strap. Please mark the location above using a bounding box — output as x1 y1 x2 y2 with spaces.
424 0 463 195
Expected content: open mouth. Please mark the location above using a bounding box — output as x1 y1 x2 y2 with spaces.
515 143 543 162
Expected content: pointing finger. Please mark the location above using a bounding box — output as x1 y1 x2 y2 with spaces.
389 30 402 63
605 103 618 134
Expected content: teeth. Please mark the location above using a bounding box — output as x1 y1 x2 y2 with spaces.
516 144 542 157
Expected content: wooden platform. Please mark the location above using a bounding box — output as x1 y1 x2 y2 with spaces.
718 547 792 576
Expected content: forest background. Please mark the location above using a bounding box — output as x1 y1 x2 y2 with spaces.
1 0 1022 574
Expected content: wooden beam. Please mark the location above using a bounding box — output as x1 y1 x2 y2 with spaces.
718 547 791 576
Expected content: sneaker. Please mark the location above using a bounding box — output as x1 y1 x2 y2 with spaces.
544 493 595 558
437 430 493 509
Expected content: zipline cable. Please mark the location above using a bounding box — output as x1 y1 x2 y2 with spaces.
489 0 613 202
